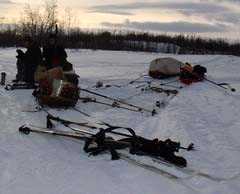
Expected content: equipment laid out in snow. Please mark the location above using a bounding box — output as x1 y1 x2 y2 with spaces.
18 123 240 181
20 118 239 181
19 124 191 179
179 63 235 92
45 112 194 151
3 53 238 183
19 121 190 167
148 58 235 92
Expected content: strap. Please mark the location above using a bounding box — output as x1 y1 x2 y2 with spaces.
83 128 120 160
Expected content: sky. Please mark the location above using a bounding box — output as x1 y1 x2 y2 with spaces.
1 0 240 41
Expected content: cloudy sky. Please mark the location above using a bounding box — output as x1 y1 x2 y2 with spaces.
1 0 240 41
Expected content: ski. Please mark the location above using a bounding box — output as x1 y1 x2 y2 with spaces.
119 150 240 182
119 152 183 179
129 74 151 84
150 155 240 182
46 112 97 129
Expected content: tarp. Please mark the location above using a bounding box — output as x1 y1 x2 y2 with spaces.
149 57 184 78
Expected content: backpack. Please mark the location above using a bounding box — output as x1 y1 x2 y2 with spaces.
180 63 207 84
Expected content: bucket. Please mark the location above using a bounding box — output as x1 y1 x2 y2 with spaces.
51 79 70 97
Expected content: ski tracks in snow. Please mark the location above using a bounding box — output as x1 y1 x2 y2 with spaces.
166 82 240 179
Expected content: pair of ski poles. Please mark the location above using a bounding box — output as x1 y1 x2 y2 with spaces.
80 88 157 116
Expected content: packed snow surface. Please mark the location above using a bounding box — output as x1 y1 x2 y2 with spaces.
1 48 240 194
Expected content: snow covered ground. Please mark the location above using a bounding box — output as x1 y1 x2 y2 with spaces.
0 48 240 194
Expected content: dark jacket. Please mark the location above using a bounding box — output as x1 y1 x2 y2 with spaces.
17 42 42 83
24 43 43 66
43 45 67 70
26 43 42 83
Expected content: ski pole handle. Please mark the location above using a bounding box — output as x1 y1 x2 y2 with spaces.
19 126 31 134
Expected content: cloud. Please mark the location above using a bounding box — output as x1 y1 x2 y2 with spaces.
215 12 240 24
88 8 133 16
90 2 240 24
90 2 229 15
201 0 240 3
0 0 14 4
101 19 228 33
89 4 135 15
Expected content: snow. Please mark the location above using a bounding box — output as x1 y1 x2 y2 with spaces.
1 48 240 194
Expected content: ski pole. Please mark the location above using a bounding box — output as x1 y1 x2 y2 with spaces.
159 78 184 89
161 78 180 85
203 77 235 92
45 109 134 138
159 83 183 89
19 125 130 146
19 125 89 139
72 107 119 127
129 74 149 84
45 112 136 138
79 97 142 113
80 88 157 116
180 67 235 92
46 113 97 129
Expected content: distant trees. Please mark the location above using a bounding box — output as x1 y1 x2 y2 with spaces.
1 26 240 55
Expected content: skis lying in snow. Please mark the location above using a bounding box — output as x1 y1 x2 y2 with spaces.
150 155 240 182
46 113 194 151
119 150 240 182
18 125 240 182
18 125 186 180
71 126 240 181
